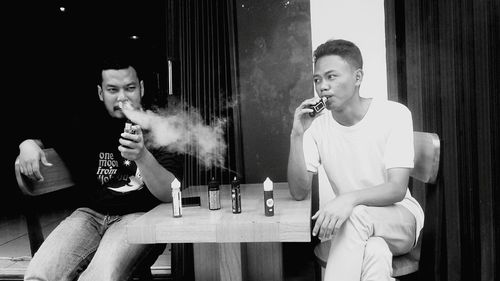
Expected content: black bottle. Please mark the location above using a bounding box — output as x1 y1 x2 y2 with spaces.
231 176 242 214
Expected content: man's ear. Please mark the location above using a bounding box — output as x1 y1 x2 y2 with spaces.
97 85 104 101
354 69 364 86
140 80 145 98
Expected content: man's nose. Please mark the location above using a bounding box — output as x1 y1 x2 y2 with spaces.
117 89 127 101
318 80 330 92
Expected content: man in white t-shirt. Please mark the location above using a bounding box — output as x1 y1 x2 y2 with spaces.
287 39 423 281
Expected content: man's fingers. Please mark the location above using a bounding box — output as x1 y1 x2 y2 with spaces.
40 155 53 167
312 212 325 236
311 210 320 220
319 217 332 239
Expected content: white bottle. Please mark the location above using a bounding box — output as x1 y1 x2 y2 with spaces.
171 178 182 217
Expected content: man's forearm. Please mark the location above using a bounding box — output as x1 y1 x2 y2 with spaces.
287 134 312 200
136 150 176 203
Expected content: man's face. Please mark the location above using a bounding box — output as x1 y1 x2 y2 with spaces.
313 55 362 112
97 66 144 118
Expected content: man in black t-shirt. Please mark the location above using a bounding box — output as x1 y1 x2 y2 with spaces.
17 47 183 281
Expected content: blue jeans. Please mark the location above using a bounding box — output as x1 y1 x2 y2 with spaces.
25 207 165 281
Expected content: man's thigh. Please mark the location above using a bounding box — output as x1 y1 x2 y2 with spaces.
362 204 416 255
25 208 103 281
79 212 166 281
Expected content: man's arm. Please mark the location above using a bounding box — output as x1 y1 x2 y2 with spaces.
287 133 313 200
287 97 321 201
18 139 52 181
135 149 176 203
346 167 409 206
119 127 177 203
312 168 409 239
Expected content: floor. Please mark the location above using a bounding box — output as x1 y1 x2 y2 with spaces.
0 206 317 281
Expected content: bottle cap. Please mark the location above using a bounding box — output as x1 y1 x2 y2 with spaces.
171 178 181 190
263 177 273 191
231 176 239 185
208 177 219 188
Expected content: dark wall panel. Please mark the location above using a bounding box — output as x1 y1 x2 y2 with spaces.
235 0 313 183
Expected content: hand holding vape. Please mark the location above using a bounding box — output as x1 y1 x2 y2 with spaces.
118 101 137 135
309 96 328 117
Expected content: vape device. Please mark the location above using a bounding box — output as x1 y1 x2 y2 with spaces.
124 121 137 135
119 101 137 135
309 97 328 117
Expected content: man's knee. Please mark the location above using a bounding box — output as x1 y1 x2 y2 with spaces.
364 237 391 261
361 237 393 281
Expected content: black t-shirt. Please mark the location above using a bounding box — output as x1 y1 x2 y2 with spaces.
48 106 184 215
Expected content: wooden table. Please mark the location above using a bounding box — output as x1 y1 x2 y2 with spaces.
126 182 311 281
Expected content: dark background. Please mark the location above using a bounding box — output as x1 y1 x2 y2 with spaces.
5 1 168 214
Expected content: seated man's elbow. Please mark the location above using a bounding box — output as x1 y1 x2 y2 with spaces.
394 184 407 202
289 188 308 201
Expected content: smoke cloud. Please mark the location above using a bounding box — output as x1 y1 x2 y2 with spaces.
123 106 227 168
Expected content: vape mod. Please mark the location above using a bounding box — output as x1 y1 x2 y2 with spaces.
309 97 328 117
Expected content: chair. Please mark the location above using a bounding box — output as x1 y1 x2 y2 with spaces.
313 131 441 280
13 148 193 281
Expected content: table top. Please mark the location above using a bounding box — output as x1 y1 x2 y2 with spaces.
126 182 311 243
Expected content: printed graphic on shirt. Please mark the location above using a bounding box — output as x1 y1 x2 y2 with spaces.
96 152 144 193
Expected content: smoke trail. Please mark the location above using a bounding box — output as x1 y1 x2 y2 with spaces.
123 106 227 168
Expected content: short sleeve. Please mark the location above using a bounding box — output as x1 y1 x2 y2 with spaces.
303 128 321 173
384 105 414 169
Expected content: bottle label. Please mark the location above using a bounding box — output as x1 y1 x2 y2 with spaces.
172 190 182 217
264 190 274 216
232 188 241 213
209 190 221 210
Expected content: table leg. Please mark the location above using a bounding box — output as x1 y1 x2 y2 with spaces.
246 242 283 281
193 242 283 281
194 243 246 281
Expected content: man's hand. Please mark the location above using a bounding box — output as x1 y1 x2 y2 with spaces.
311 193 356 240
18 139 52 182
118 125 146 161
291 97 321 137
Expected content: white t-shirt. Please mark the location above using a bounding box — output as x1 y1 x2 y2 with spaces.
303 98 424 243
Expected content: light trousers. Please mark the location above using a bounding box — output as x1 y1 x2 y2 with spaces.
25 207 165 281
323 204 416 281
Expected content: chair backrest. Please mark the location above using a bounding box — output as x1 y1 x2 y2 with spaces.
15 148 75 196
410 132 440 184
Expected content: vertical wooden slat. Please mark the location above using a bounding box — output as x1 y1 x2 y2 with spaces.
173 0 241 187
472 1 495 280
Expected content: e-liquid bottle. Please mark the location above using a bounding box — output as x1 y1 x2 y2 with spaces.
208 177 221 210
231 176 241 214
171 178 182 217
263 177 274 216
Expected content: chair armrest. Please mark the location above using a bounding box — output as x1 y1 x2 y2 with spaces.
15 148 75 196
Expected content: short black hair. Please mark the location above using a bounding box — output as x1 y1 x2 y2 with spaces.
96 39 146 85
313 39 363 70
